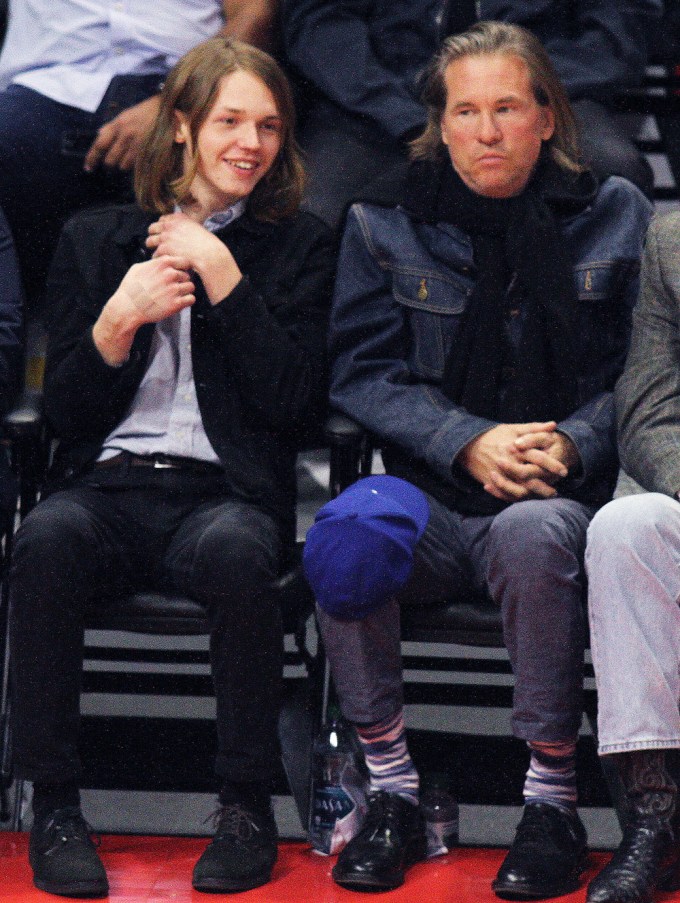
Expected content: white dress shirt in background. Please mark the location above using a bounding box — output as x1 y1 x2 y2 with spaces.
0 0 224 111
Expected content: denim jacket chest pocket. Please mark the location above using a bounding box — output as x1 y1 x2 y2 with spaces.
573 259 639 397
392 269 473 381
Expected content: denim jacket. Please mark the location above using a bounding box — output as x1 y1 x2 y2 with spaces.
330 175 652 509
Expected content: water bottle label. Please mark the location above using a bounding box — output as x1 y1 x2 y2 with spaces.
426 818 459 858
309 761 367 855
312 785 354 827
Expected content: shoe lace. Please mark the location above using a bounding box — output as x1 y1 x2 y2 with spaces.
44 806 100 848
362 790 407 838
206 803 262 843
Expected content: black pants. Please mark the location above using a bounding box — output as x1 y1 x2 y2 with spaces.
9 458 284 786
297 103 410 231
0 77 159 306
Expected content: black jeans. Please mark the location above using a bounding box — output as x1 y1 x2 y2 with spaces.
9 457 284 786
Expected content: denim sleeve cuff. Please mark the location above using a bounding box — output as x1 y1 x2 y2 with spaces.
424 412 497 484
557 421 603 489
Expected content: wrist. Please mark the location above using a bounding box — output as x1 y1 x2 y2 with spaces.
198 249 242 305
92 295 140 366
194 240 234 278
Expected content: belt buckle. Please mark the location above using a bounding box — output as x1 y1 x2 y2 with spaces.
153 456 176 469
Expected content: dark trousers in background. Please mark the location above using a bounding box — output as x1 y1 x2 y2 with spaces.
0 77 160 306
9 457 284 787
297 104 410 231
574 98 655 199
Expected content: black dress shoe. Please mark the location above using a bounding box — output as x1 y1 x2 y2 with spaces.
331 789 428 892
192 801 278 893
29 805 109 898
492 802 588 900
587 816 680 903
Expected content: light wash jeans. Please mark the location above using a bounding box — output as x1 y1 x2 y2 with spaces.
586 493 680 754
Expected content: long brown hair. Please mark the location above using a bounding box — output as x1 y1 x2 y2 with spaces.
135 37 305 220
411 21 583 174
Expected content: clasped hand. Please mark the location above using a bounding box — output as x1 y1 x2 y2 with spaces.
458 421 580 502
115 255 195 327
146 212 240 304
92 253 195 366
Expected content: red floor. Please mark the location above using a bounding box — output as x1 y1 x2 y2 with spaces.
0 835 679 902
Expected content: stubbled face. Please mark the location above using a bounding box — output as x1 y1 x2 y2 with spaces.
440 52 555 198
175 69 283 215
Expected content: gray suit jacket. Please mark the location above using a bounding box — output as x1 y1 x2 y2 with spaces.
617 213 680 496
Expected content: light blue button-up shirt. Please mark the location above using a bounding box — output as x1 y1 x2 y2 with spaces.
99 199 245 464
0 0 224 112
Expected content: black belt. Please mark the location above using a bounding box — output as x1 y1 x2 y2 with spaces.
94 452 223 474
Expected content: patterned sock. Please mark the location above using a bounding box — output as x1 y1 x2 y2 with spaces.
355 710 419 805
524 740 578 812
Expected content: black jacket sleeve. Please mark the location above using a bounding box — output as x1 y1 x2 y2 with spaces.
43 216 153 440
199 214 336 436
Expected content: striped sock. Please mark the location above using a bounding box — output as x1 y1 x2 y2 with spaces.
524 740 578 811
355 710 420 805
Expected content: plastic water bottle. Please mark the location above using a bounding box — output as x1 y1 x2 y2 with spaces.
308 708 367 855
421 773 459 858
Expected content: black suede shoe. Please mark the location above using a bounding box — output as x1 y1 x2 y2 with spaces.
192 801 278 893
29 805 108 898
587 816 680 903
492 802 588 900
331 790 428 892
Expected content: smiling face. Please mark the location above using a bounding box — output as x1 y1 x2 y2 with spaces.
175 68 283 217
440 52 555 198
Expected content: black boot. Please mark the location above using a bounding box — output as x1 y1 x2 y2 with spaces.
587 750 680 903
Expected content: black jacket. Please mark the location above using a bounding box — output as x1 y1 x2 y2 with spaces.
43 204 336 536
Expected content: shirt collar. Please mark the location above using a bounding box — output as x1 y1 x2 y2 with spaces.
174 199 247 233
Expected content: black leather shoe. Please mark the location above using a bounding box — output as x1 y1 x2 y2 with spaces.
587 816 680 903
331 789 428 892
29 805 108 898
492 802 588 900
192 801 278 893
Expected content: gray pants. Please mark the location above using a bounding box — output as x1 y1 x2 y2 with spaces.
317 492 595 743
586 493 680 755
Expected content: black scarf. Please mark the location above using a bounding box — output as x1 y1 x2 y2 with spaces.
386 154 598 515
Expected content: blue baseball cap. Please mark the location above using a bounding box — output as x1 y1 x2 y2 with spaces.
303 475 429 620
